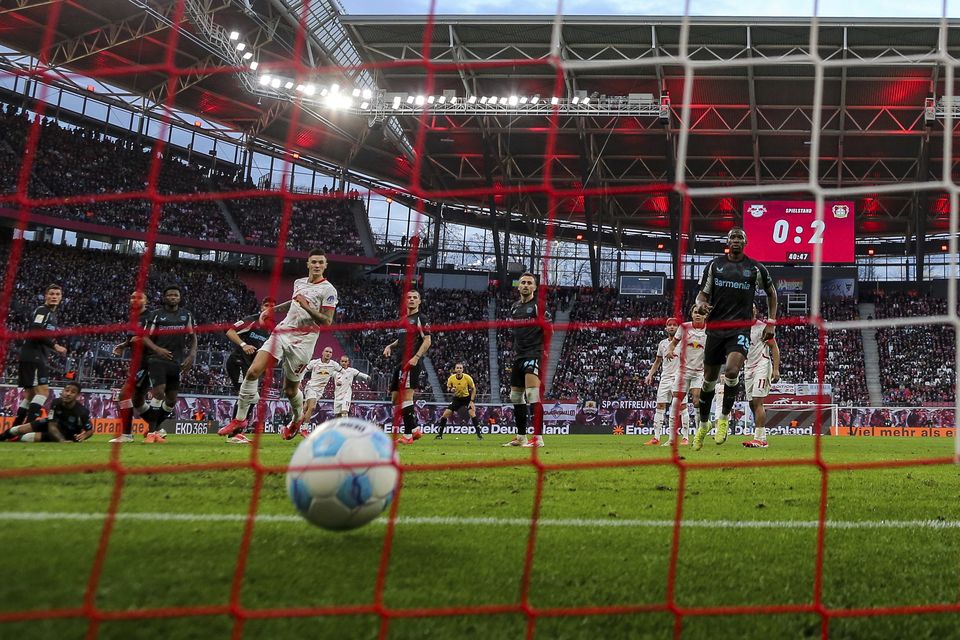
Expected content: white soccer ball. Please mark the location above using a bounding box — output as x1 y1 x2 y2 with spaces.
286 417 399 531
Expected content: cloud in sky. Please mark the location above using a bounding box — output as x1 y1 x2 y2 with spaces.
340 0 957 17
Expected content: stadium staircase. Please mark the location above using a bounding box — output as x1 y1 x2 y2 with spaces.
857 302 884 406
421 357 445 402
487 298 501 402
350 200 377 257
205 178 245 243
544 304 572 397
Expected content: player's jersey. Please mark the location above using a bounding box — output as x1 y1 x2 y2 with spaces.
393 310 430 362
19 305 59 363
676 322 707 372
144 307 195 362
511 299 551 359
278 277 338 337
657 337 680 380
229 313 273 367
447 373 475 398
49 399 93 437
698 255 772 335
745 320 772 373
333 367 370 401
304 358 342 392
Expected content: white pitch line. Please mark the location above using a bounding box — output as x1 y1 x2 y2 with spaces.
1 511 960 530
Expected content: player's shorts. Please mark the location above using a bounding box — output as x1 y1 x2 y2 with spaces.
225 355 249 393
446 396 472 413
656 377 676 405
304 384 324 402
146 359 181 392
390 362 423 392
333 399 351 415
510 356 541 388
704 330 750 367
259 332 317 382
17 360 49 389
31 418 84 440
745 368 771 402
673 369 704 395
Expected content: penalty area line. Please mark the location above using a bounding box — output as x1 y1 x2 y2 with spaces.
0 512 959 530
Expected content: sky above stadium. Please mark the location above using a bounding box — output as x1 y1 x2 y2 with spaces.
340 0 958 18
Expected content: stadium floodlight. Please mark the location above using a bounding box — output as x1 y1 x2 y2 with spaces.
582 96 590 105
304 84 316 96
468 96 478 104
229 31 240 40
406 96 414 104
295 84 305 92
509 96 519 106
330 83 340 94
392 96 402 108
249 60 258 70
236 43 246 51
321 88 329 96
438 95 446 104
572 96 580 104
449 96 457 104
427 96 435 104
284 81 294 90
270 77 281 88
242 52 253 60
360 101 370 110
519 97 528 104
415 95 425 106
531 96 540 104
551 96 560 105
499 97 507 105
352 88 361 97
362 89 372 100
259 74 270 85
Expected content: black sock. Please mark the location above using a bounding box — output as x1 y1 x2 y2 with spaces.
514 404 528 437
471 415 481 435
12 406 28 426
722 384 738 416
401 405 417 435
0 426 18 441
438 417 447 435
698 389 716 422
26 402 44 423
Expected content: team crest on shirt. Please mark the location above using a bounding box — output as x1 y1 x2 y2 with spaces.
832 204 850 219
748 204 766 218
743 269 752 278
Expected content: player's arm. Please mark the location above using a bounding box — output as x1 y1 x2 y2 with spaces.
45 421 67 443
226 316 257 355
31 307 67 355
383 339 399 357
140 312 172 360
446 375 454 393
468 377 476 402
408 334 431 367
645 356 662 385
760 265 778 340
354 369 371 383
694 263 714 314
769 338 781 383
182 313 198 372
293 297 336 326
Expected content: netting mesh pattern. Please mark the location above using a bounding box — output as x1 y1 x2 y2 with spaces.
0 1 959 639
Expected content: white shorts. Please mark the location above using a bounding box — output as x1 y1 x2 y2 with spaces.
673 370 704 395
656 378 676 405
304 385 323 402
745 370 770 401
259 332 318 382
333 399 351 415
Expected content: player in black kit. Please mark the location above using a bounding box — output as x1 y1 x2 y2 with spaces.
691 227 777 451
503 272 551 448
13 284 68 427
218 297 276 443
140 285 197 443
0 382 92 443
108 290 153 443
382 289 431 444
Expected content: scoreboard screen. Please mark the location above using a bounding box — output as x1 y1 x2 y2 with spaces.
619 274 665 296
742 200 855 264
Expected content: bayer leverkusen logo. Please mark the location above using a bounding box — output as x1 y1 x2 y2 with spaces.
832 203 850 219
748 204 766 218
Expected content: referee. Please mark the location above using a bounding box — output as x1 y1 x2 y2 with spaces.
436 363 482 439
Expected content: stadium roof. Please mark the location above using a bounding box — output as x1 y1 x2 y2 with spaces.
2 2 958 239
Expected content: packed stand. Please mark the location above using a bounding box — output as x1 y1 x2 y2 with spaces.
872 291 954 404
1 240 258 394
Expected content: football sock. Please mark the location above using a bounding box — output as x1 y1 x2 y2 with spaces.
530 402 543 436
679 401 691 438
120 407 133 435
698 389 715 423
401 403 417 435
514 403 528 438
235 377 258 421
13 400 29 426
722 384 738 417
27 395 47 423
471 415 481 435
438 416 447 435
653 408 665 439
289 391 304 422
755 426 767 441
0 425 24 441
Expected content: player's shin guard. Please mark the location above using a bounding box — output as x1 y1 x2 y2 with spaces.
698 390 715 423
653 408 665 438
471 415 481 435
289 390 304 422
235 378 258 421
679 402 691 438
514 403 528 438
401 402 417 435
13 400 29 426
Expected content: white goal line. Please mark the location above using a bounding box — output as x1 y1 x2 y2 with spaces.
1 511 958 530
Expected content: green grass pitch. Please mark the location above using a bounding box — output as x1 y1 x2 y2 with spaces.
1 434 958 639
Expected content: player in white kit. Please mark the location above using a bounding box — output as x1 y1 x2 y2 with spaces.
665 305 708 447
333 355 371 417
301 346 343 433
221 250 338 441
643 317 680 445
743 305 780 448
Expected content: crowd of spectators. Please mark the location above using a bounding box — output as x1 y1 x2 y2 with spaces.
0 104 369 256
873 291 955 404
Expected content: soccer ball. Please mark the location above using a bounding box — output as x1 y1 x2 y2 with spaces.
286 417 399 531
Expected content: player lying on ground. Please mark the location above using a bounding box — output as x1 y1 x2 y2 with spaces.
0 382 92 443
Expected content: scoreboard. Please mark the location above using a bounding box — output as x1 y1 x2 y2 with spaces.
742 200 855 264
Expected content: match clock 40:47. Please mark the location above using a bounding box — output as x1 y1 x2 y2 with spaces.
742 200 855 264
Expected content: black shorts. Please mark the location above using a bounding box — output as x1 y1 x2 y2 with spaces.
147 358 181 392
18 360 49 389
226 356 249 393
446 396 472 413
32 419 83 440
510 356 541 388
390 362 423 392
704 331 751 367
